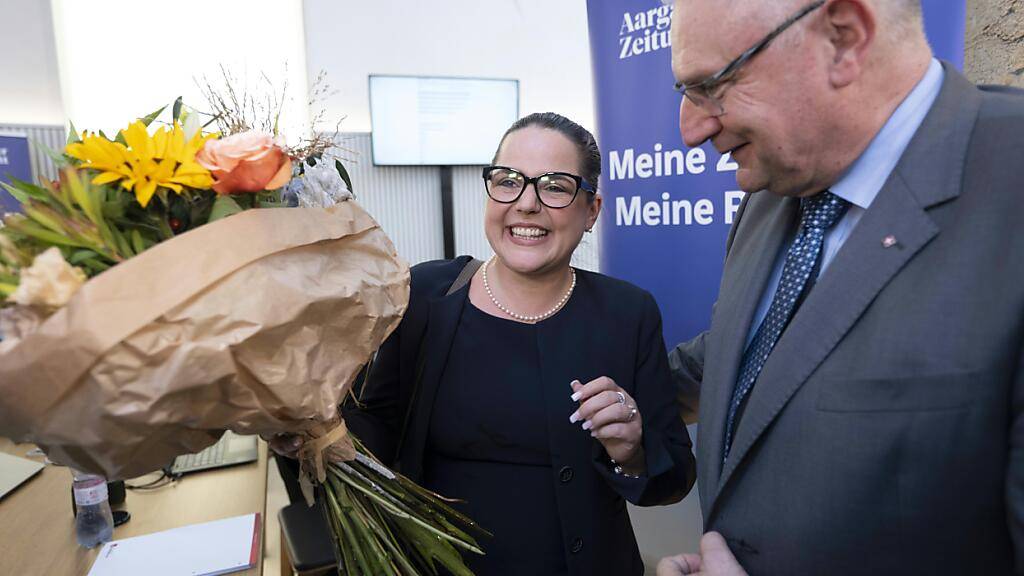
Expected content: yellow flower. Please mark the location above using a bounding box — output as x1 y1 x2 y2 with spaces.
66 121 218 208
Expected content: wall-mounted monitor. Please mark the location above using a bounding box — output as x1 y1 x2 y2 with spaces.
368 75 519 166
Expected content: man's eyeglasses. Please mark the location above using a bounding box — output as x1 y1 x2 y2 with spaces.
482 166 596 209
674 0 826 117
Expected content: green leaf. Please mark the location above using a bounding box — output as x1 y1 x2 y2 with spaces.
78 257 110 275
139 104 167 127
7 176 53 202
22 204 67 235
335 160 354 194
171 97 183 123
256 189 282 204
130 229 147 254
67 120 81 145
187 194 214 225
68 250 99 265
101 199 126 220
1 182 33 205
331 488 374 576
108 226 134 258
208 194 243 222
11 221 89 249
340 482 399 575
234 193 255 210
0 184 27 205
36 139 71 169
65 171 111 242
325 489 358 576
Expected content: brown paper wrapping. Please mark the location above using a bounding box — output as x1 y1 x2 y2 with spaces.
0 201 410 479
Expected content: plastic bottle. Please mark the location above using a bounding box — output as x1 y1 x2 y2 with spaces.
72 471 114 548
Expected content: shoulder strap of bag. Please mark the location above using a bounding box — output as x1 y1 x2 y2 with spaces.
445 258 483 297
394 258 483 464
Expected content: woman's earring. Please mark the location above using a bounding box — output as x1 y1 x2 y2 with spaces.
585 228 593 234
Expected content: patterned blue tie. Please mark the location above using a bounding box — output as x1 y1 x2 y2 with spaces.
723 191 849 462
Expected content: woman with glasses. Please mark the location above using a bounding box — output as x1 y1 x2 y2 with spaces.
338 112 696 575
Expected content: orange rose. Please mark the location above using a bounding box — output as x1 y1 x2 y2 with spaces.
195 131 293 194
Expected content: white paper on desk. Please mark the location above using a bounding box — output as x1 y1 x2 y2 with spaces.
87 513 261 576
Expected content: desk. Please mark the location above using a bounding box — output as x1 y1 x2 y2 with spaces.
0 438 268 575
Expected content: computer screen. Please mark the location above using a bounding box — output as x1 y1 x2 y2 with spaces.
368 75 519 166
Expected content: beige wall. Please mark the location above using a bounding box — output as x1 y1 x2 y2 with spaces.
965 0 1024 86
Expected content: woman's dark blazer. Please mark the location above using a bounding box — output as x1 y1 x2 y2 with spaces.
343 256 696 576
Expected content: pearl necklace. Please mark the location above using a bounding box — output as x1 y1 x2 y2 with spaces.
482 257 576 323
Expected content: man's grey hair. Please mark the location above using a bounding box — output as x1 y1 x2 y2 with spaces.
674 0 925 44
760 0 924 40
887 0 923 24
881 0 925 43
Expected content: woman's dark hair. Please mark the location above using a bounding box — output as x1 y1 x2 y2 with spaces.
492 112 602 197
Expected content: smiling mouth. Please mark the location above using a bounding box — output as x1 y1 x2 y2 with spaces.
509 226 549 239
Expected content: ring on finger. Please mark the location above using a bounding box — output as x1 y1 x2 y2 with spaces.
625 406 637 422
615 391 626 404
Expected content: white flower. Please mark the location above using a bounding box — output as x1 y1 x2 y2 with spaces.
181 107 204 142
9 247 87 308
299 160 353 208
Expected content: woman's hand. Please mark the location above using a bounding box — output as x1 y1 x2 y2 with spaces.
570 377 645 475
263 433 304 459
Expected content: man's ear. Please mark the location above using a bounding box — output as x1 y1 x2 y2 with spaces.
822 0 877 88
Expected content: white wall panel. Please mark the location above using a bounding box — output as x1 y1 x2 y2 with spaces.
573 215 601 272
334 133 444 266
452 166 492 261
0 123 66 182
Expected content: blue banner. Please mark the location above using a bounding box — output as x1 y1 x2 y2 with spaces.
923 0 966 69
0 134 33 214
589 1 966 347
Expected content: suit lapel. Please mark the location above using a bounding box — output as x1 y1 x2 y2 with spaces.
707 64 982 519
698 193 799 515
713 177 938 503
400 288 468 480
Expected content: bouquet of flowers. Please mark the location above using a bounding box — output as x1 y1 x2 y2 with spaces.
0 94 485 575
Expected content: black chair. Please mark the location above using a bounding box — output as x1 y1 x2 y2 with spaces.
278 499 337 576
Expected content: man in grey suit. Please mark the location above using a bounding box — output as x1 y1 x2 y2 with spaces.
657 0 1024 574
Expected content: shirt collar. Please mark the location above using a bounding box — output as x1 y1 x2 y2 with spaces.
829 58 945 210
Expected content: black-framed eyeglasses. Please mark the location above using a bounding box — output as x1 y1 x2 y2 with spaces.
482 166 596 209
674 0 826 117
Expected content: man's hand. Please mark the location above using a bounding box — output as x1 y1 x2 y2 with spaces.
656 532 748 576
656 552 703 575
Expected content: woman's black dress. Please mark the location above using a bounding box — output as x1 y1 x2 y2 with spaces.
425 302 568 575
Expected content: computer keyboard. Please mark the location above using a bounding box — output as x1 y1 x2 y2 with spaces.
174 440 228 472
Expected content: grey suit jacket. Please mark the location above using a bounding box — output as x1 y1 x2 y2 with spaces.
669 65 1024 575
